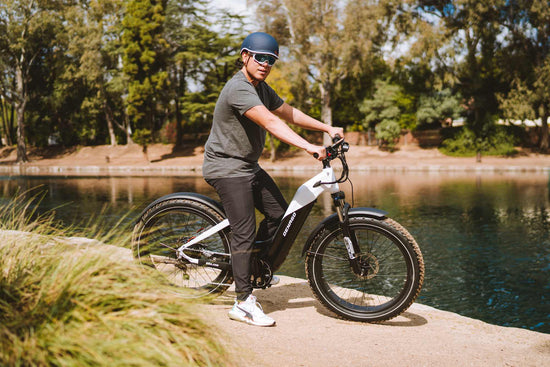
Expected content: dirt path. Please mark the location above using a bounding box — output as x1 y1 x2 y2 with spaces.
206 276 550 367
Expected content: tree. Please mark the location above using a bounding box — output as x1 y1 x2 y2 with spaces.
253 0 404 145
164 2 243 147
498 0 550 151
498 79 536 124
0 0 67 162
528 1 550 151
0 95 15 146
413 0 509 161
65 0 127 146
360 79 402 130
416 89 463 127
416 1 505 124
533 58 550 150
122 0 169 149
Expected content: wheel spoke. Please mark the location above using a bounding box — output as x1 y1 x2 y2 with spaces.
133 200 232 298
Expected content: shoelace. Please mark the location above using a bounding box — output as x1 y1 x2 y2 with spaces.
244 295 263 312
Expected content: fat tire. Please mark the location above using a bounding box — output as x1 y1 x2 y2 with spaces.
132 198 233 298
305 216 424 322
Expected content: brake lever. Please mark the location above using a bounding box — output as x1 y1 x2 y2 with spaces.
313 135 345 160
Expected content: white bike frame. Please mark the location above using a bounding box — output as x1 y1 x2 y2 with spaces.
175 167 341 265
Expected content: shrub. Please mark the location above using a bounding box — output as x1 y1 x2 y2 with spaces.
0 193 232 367
440 126 518 157
375 120 402 151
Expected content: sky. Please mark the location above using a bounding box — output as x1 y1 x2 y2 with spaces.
210 0 255 19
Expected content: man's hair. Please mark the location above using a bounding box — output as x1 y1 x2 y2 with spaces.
235 55 244 69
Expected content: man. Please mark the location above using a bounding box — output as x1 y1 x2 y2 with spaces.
203 32 343 326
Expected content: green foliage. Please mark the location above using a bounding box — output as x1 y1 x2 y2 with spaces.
375 120 401 150
416 89 464 128
360 79 400 128
252 0 403 142
333 58 389 129
122 0 169 131
360 79 416 132
0 192 232 366
0 0 548 153
440 126 518 157
132 128 152 150
497 79 536 122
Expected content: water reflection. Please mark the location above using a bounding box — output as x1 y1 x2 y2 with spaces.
1 172 549 333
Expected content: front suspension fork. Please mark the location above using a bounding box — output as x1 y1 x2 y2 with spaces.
332 191 362 275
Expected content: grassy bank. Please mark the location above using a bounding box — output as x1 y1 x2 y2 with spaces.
0 192 231 366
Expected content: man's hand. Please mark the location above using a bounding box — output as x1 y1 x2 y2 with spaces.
328 126 344 140
306 144 326 161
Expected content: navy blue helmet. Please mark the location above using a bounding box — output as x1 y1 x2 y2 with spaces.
240 32 279 59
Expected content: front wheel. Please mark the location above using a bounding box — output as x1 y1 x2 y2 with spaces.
306 216 424 322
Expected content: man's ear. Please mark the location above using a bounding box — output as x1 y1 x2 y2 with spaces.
241 51 250 64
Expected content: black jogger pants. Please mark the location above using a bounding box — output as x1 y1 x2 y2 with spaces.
206 169 288 301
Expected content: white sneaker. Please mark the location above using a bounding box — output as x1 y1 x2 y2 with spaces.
270 275 280 286
228 294 275 327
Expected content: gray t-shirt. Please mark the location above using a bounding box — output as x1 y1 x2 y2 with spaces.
203 71 284 178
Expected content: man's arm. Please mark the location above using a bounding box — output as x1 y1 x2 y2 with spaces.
273 102 344 138
244 105 327 159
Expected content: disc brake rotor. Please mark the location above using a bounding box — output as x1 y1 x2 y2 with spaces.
356 252 379 280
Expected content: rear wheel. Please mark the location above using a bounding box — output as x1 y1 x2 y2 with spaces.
132 198 232 298
306 216 424 322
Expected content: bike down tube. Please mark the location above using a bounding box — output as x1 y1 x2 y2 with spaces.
283 167 340 216
267 167 340 271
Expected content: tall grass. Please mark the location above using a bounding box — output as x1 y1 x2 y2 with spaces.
0 191 232 366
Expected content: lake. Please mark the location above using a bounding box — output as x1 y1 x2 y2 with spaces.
1 171 549 334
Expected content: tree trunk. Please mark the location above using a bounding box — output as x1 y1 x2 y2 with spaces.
175 97 183 147
16 102 28 162
175 66 186 147
15 64 28 163
124 112 134 144
269 133 277 162
0 97 6 146
9 105 15 145
104 101 117 146
539 104 549 153
320 82 333 146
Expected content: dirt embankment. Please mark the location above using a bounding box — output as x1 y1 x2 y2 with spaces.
1 143 549 175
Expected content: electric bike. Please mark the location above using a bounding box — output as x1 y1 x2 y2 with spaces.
132 137 425 322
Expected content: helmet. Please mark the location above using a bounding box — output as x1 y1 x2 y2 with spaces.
240 32 279 59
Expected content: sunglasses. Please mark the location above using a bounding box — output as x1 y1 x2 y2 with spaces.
250 53 277 66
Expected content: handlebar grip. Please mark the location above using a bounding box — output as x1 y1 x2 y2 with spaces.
313 153 319 159
332 134 342 143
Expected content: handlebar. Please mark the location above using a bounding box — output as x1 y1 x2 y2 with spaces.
310 134 350 188
313 135 347 160
311 134 353 202
313 134 348 161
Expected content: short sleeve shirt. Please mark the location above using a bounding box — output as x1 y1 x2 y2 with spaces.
202 71 284 178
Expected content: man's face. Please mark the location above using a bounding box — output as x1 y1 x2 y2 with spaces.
242 52 275 82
